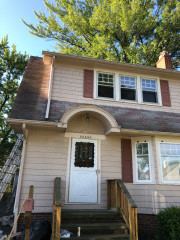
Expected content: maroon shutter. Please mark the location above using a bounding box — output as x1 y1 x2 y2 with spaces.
160 80 171 107
83 69 94 98
121 139 133 183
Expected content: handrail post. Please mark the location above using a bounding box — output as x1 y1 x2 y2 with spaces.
135 207 138 239
108 179 138 240
24 185 34 240
129 205 133 240
52 177 61 240
107 180 117 210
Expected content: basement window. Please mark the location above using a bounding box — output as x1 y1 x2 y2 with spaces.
120 75 136 101
141 78 158 103
97 73 114 99
159 143 180 183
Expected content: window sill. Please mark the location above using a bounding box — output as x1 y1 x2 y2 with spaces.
160 181 180 185
94 97 163 107
141 101 162 107
133 181 155 184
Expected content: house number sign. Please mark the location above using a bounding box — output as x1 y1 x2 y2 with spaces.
80 135 92 139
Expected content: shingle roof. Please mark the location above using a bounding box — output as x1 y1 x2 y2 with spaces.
10 56 51 121
9 55 180 134
47 100 180 133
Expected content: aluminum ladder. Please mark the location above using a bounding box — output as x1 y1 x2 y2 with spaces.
0 134 23 200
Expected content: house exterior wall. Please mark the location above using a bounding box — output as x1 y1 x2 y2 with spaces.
52 63 180 114
19 125 180 215
14 57 180 218
19 117 122 213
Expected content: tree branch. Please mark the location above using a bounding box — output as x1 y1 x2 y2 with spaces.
0 128 11 145
0 95 9 112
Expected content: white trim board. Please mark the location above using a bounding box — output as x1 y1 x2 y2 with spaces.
131 136 155 184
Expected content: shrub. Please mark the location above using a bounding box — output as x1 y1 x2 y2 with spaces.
157 206 180 240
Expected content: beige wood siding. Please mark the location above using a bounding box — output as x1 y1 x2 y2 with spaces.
19 129 69 213
52 64 180 113
101 136 122 208
125 184 180 214
126 135 180 214
19 127 180 214
19 117 122 212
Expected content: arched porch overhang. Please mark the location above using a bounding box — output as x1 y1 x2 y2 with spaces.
57 105 120 135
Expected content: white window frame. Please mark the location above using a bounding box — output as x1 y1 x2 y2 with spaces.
119 75 137 102
140 77 161 105
158 141 180 185
132 137 154 184
96 71 115 100
94 69 162 106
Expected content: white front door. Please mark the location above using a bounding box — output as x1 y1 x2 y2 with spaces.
69 138 98 203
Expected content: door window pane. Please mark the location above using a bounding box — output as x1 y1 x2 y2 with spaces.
160 143 180 182
120 76 136 101
141 79 157 103
98 73 114 98
75 142 94 167
136 143 150 181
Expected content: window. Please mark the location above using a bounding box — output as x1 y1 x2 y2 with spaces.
120 75 136 101
95 71 161 105
159 143 180 183
97 73 114 99
135 142 151 182
141 78 158 103
75 142 94 168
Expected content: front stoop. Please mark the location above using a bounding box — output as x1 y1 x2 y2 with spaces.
61 210 129 240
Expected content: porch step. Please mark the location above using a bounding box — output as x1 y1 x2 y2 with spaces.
61 222 127 235
62 210 123 223
68 233 129 240
61 210 129 239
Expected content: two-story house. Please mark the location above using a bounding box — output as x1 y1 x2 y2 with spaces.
8 50 180 238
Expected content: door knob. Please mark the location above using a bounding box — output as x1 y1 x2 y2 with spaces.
96 169 100 174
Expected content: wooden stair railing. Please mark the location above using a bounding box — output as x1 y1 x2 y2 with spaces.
107 179 138 240
52 177 61 240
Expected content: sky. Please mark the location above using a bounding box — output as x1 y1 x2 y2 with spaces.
0 0 55 57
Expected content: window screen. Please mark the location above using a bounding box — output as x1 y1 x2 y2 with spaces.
160 143 180 182
74 142 94 168
98 73 114 99
120 76 136 101
136 143 150 181
142 79 157 103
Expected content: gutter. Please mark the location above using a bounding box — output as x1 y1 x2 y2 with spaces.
45 55 55 119
7 118 60 127
120 128 180 137
7 118 66 133
13 124 28 233
7 118 180 136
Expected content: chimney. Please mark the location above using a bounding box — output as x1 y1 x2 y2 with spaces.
156 50 172 69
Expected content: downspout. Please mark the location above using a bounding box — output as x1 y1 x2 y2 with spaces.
45 55 55 119
13 124 28 233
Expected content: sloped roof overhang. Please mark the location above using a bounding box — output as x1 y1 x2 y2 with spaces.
43 51 180 80
7 118 180 137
